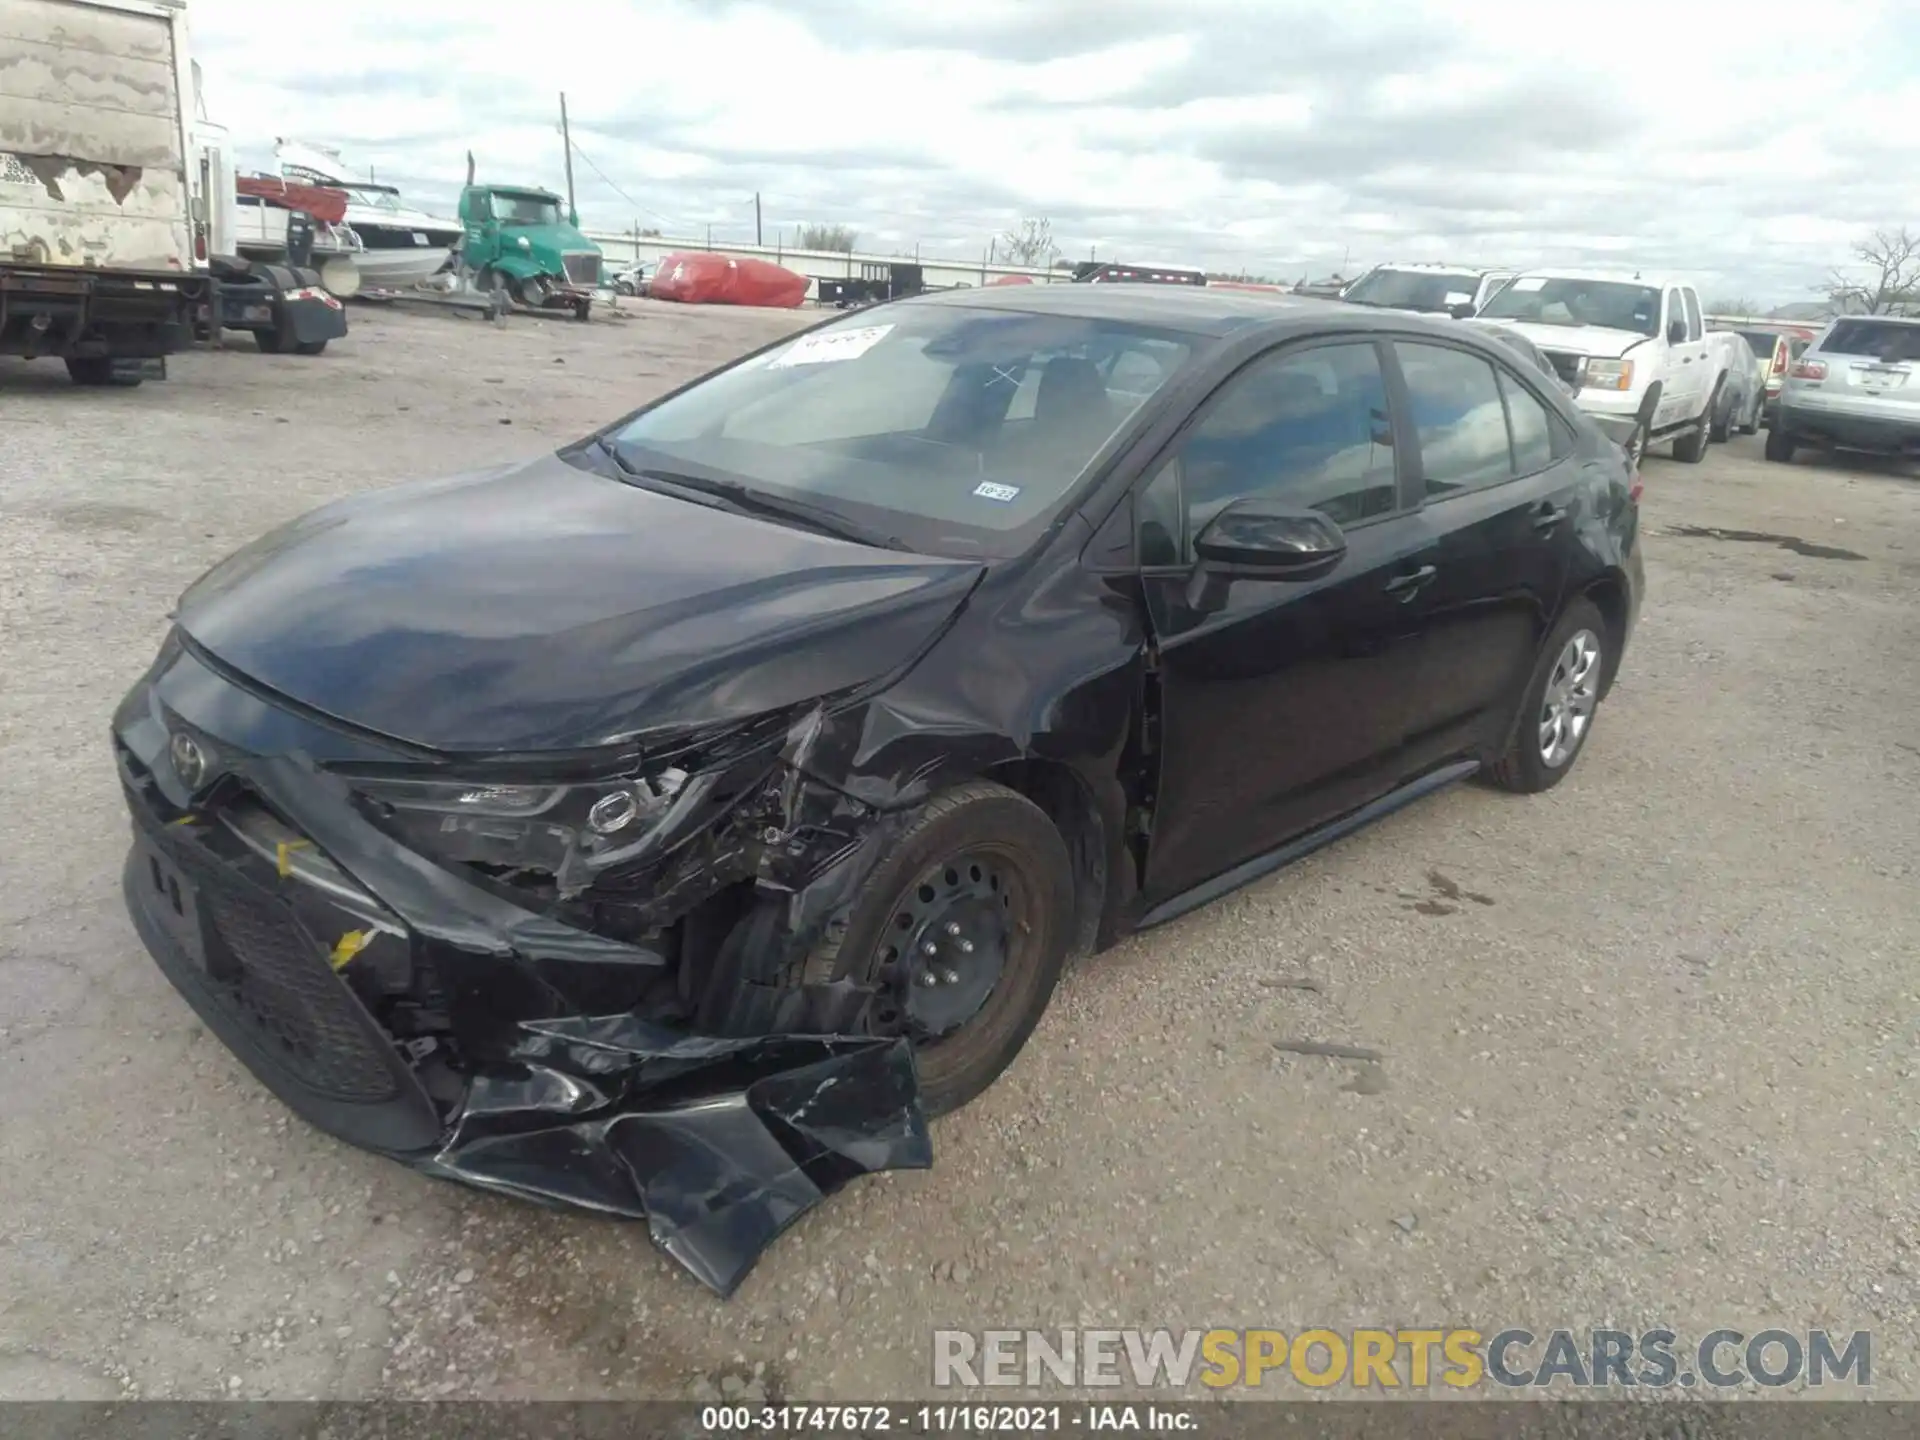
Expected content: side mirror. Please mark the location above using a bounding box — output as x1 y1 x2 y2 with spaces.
1448 302 1476 320
1667 318 1686 344
568 208 581 228
1186 498 1347 612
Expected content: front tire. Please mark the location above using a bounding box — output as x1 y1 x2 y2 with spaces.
805 780 1074 1116
1486 599 1609 794
1764 428 1796 463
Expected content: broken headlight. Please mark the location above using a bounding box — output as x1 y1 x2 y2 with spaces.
353 768 689 876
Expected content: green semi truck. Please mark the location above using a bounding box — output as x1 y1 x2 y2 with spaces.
457 176 602 319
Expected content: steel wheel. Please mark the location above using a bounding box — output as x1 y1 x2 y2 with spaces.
1538 629 1602 768
872 848 1030 1044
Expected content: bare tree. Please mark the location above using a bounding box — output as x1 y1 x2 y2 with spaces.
1000 217 1058 268
1705 296 1760 315
797 223 857 253
1825 226 1920 315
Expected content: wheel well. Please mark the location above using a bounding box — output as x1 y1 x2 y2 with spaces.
982 759 1107 959
1582 574 1629 697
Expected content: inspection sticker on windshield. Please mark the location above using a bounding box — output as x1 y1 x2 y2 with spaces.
1510 276 1548 292
771 323 894 368
973 481 1021 502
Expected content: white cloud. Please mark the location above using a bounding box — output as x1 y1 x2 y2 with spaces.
184 0 1920 304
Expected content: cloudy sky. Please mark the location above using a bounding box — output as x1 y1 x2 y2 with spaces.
188 0 1918 306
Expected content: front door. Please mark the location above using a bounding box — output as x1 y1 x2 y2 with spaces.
1135 339 1436 906
1386 338 1578 768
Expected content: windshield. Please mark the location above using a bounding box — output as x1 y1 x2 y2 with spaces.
1343 268 1480 312
606 305 1196 558
494 193 561 226
1479 278 1663 336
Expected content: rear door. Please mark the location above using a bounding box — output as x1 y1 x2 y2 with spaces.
1136 338 1439 904
1387 338 1580 769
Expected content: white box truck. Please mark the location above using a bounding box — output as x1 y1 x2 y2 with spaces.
0 0 213 385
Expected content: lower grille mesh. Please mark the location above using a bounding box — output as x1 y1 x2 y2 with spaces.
152 824 401 1104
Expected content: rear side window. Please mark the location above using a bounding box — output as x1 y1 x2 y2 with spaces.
1683 290 1704 341
1500 371 1556 475
1396 342 1514 497
1820 320 1920 363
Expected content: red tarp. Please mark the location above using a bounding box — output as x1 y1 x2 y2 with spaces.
236 176 349 225
649 252 807 308
988 274 1034 286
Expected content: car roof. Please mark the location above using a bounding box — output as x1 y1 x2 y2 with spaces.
1369 261 1508 274
1508 268 1677 287
899 281 1444 338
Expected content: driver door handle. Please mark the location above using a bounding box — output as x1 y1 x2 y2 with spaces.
1532 503 1568 532
1383 564 1437 600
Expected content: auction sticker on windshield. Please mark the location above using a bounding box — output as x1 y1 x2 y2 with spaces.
772 324 894 368
973 481 1021 502
1510 277 1547 292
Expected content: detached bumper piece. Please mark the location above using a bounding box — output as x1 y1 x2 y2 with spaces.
424 1020 926 1297
115 710 929 1298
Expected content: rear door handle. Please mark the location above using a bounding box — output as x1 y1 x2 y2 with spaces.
1383 564 1437 600
1532 503 1568 532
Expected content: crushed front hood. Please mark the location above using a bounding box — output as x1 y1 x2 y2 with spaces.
173 452 983 753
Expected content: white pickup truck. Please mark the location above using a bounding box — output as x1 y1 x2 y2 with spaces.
1475 269 1752 464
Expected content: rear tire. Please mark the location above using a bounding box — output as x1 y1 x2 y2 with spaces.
1764 428 1796 463
1486 598 1609 795
294 339 329 356
805 780 1074 1117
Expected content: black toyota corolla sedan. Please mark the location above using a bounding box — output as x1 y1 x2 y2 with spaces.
114 284 1642 1289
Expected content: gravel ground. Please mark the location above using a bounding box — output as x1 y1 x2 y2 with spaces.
2 301 1916 1404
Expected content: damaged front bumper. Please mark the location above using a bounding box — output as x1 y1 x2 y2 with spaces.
112 638 930 1297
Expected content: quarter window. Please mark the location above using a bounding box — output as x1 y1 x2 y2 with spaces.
1139 341 1396 563
1395 342 1514 497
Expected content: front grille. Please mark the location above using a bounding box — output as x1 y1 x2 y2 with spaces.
562 252 601 286
1542 350 1583 388
150 823 402 1104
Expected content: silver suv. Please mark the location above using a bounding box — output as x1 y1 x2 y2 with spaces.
1768 315 1920 463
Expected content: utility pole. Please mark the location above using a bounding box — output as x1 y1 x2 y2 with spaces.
558 91 576 219
754 192 762 246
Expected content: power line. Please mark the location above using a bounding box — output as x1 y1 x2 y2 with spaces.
564 133 677 229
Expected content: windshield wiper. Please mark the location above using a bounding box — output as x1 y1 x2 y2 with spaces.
609 453 907 551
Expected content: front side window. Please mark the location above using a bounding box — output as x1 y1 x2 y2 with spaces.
1479 278 1663 337
1395 342 1515 497
1665 290 1687 338
609 306 1196 557
1138 341 1396 564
